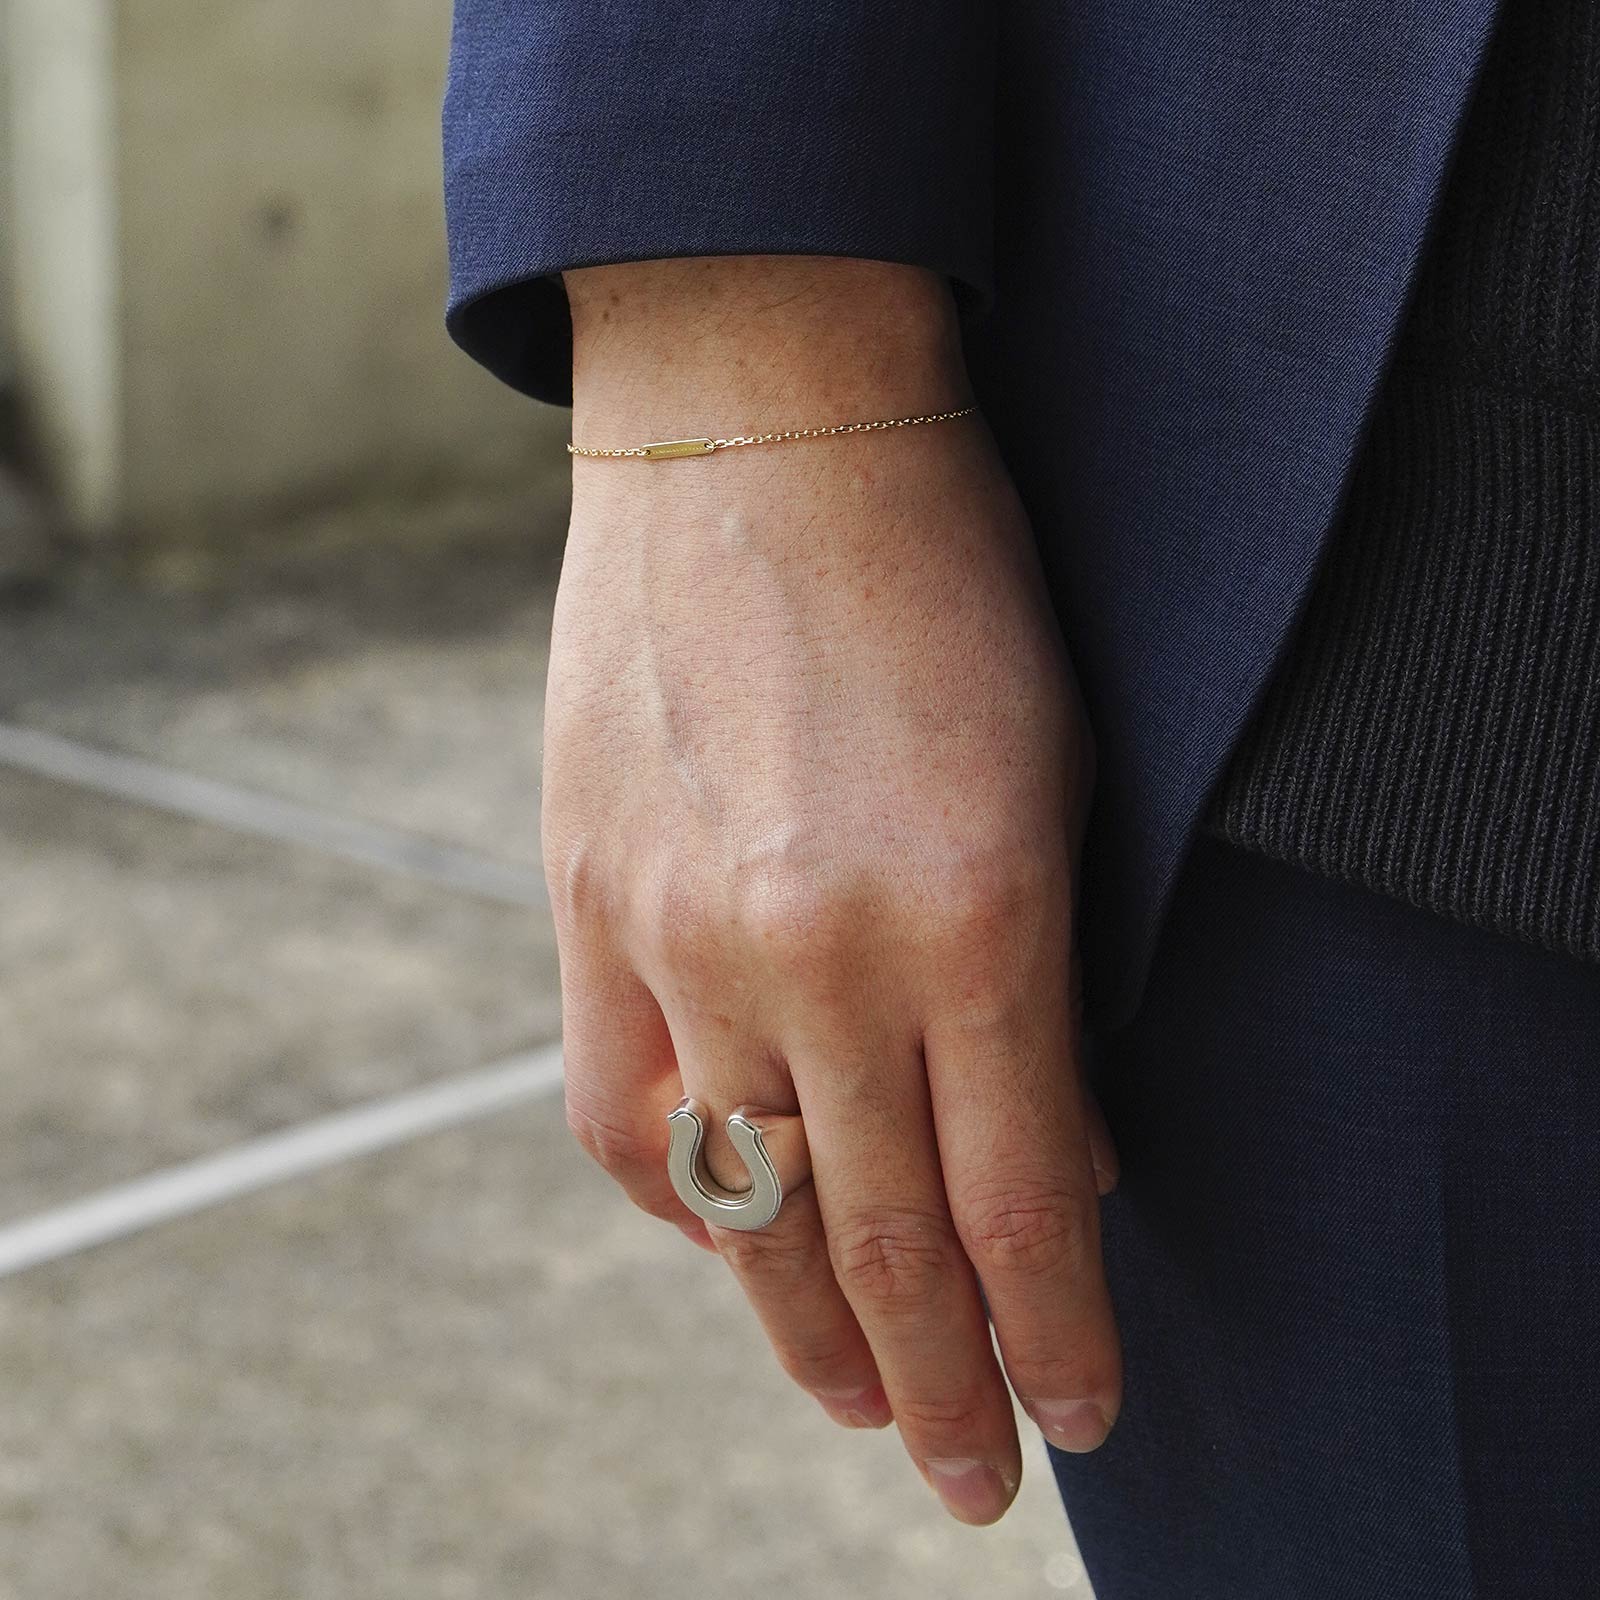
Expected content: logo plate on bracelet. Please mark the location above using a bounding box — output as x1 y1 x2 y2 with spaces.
640 437 716 460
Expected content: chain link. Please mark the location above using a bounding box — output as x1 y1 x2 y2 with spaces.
568 405 976 460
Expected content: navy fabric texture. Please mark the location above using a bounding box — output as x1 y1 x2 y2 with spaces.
1058 833 1600 1598
443 1 996 399
441 1 1499 1025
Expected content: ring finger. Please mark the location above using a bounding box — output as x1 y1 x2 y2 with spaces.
662 1006 891 1430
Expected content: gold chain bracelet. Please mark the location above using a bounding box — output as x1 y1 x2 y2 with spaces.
567 404 977 461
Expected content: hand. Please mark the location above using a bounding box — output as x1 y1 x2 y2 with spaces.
545 257 1122 1525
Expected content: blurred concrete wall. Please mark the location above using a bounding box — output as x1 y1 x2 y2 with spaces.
0 1 13 380
1 0 568 547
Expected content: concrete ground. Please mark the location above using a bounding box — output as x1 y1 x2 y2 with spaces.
0 530 1092 1598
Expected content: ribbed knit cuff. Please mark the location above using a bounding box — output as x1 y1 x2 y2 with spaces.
1205 370 1600 964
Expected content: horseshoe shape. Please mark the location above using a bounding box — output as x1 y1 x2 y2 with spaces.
666 1096 812 1232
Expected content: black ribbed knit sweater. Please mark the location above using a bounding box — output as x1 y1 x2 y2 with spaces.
1204 0 1600 962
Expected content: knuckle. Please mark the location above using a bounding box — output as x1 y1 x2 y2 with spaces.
890 1389 991 1445
543 829 611 933
958 1181 1093 1278
917 854 1067 1022
736 862 865 982
775 1334 867 1392
928 848 1054 948
1012 1347 1121 1404
564 1100 658 1176
829 1208 960 1308
740 862 830 946
632 1192 689 1226
944 873 1031 942
636 870 720 976
711 1221 817 1283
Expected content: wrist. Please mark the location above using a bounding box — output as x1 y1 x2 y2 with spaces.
564 256 970 444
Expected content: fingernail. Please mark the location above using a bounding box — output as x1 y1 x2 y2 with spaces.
1030 1399 1111 1453
814 1382 892 1429
921 1458 1016 1524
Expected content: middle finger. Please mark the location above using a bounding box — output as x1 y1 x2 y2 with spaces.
792 1017 1023 1525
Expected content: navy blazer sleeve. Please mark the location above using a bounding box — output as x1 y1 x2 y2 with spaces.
442 2 996 404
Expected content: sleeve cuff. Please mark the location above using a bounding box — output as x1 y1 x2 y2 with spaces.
442 2 995 405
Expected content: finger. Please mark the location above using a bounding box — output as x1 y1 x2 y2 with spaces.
557 934 715 1250
664 1012 891 1430
1083 1085 1120 1196
926 931 1123 1456
676 1221 717 1252
795 1022 1023 1525
1070 945 1120 1195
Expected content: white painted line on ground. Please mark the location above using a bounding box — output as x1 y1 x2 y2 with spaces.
0 722 548 909
0 1043 566 1280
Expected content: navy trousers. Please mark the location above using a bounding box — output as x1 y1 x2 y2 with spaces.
1057 834 1600 1599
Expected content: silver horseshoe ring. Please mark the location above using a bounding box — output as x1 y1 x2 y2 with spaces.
666 1097 813 1232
